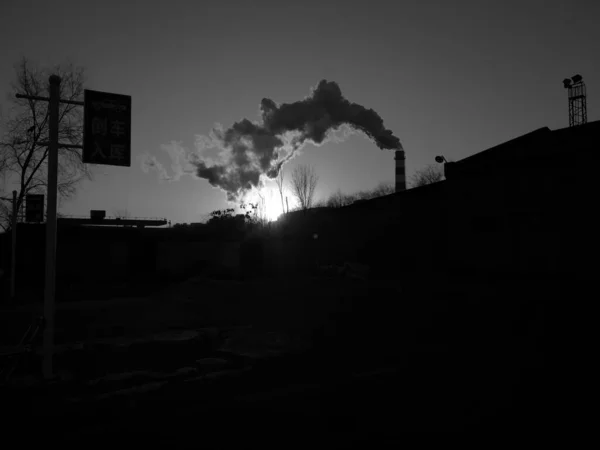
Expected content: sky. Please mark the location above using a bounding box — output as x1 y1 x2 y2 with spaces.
1 0 599 224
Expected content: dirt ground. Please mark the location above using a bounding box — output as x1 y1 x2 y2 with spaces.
2 274 395 344
1 271 559 363
1 271 568 436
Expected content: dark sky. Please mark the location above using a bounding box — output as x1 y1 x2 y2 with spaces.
1 0 598 222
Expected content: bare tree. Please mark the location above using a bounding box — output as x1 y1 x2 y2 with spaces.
290 164 319 211
410 165 444 188
353 182 395 202
0 149 8 175
0 58 91 230
0 197 11 232
112 208 130 219
370 181 395 197
326 189 354 208
275 167 285 214
255 189 268 225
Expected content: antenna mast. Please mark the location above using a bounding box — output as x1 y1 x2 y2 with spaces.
563 74 587 127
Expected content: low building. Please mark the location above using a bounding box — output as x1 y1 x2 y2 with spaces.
443 120 599 279
285 120 599 281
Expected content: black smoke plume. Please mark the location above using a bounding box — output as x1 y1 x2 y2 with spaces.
194 80 402 201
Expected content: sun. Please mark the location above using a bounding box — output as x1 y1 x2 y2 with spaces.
247 187 283 222
265 197 282 221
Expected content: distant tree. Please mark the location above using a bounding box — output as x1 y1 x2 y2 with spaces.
112 208 130 219
255 190 269 226
410 165 444 188
354 182 395 201
207 208 236 224
324 182 393 209
0 194 11 232
290 164 319 211
172 222 189 229
0 58 90 230
312 198 326 208
0 151 7 176
369 181 395 197
326 189 354 208
275 167 286 215
239 202 259 225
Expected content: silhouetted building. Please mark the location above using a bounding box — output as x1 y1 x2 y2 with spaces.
57 210 168 228
269 120 600 281
441 120 599 279
1 120 598 298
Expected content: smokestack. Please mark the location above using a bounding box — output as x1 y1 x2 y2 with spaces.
395 149 406 192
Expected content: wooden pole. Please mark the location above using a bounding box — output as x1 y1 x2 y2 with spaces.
10 190 17 299
43 75 61 379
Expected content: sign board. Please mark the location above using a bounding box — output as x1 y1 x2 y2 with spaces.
25 194 44 222
83 89 131 166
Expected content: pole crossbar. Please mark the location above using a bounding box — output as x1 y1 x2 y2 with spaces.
15 93 84 106
37 142 83 149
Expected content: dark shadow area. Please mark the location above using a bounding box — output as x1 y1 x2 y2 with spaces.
1 120 597 441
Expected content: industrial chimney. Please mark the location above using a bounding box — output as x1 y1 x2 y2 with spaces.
395 149 406 192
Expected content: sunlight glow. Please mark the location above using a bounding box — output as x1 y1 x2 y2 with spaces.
247 186 284 222
265 197 282 221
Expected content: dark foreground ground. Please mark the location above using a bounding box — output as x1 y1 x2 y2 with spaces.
0 271 578 441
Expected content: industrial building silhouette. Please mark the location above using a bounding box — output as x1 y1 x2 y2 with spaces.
1 120 598 301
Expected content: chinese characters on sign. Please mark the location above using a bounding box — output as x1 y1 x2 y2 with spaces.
83 90 131 166
25 194 45 222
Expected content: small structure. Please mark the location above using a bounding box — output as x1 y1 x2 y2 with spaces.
58 210 167 228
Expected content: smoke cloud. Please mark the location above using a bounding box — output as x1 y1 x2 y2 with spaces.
149 80 403 201
141 141 199 182
141 154 171 181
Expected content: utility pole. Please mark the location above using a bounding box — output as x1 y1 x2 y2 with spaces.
42 75 60 379
14 79 129 380
15 75 84 379
10 190 17 299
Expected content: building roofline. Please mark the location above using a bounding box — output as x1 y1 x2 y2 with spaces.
445 119 600 180
451 126 551 168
